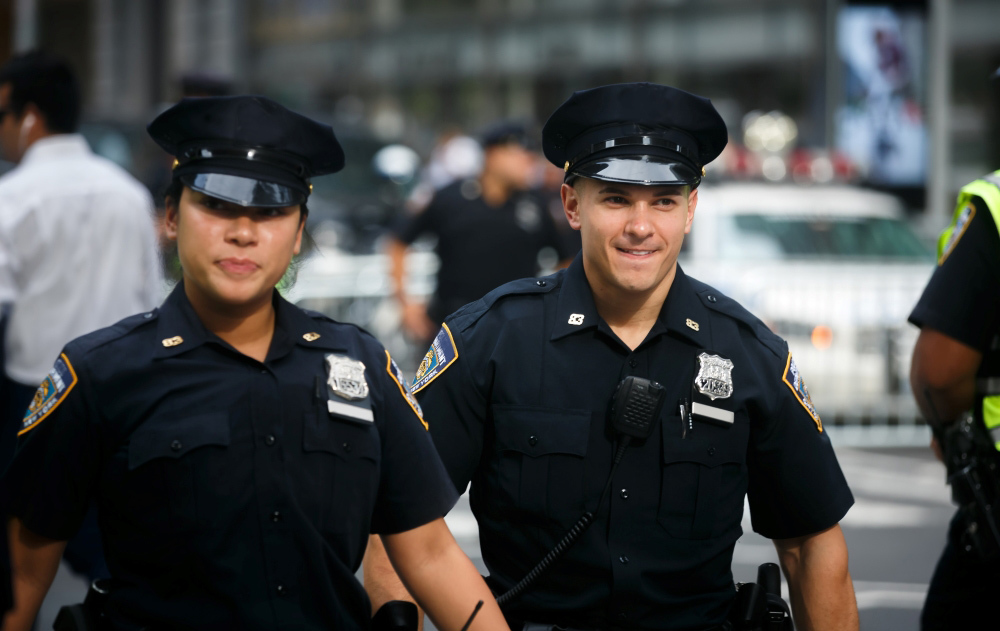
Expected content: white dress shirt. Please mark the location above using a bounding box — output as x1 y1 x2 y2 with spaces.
0 134 163 384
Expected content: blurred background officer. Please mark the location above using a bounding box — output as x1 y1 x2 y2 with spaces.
367 83 858 631
386 121 576 345
0 95 506 631
0 50 162 590
908 68 1000 631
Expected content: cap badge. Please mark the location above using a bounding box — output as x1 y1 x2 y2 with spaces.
171 159 179 170
161 336 184 348
303 332 321 342
695 352 733 400
326 354 369 401
568 313 585 325
686 319 700 331
564 160 570 172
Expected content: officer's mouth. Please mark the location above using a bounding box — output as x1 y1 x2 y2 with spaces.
615 247 657 259
217 257 260 275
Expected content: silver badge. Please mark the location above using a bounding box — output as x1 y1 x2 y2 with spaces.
326 354 369 401
695 352 734 400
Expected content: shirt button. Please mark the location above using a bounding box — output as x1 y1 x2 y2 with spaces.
143 313 153 319
342 442 352 453
620 489 629 500
619 555 629 565
271 510 282 523
170 440 183 452
629 358 637 368
265 434 277 446
528 435 538 447
276 584 287 596
708 447 716 456
260 369 267 374
536 280 547 287
707 294 718 303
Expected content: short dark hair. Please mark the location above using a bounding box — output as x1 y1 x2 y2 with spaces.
0 50 81 133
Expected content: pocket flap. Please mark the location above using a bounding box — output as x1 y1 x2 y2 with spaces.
128 412 231 470
662 434 745 467
304 411 380 462
493 406 590 457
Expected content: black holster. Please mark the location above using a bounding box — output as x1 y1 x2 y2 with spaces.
371 600 419 631
730 563 793 631
52 579 113 631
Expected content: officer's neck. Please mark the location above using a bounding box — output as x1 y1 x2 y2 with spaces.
588 266 675 351
185 283 276 363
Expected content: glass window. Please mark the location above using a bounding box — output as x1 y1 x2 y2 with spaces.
722 214 932 261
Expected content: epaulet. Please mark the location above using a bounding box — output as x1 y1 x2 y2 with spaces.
68 309 160 355
450 273 559 333
689 278 786 360
301 307 338 324
301 307 380 343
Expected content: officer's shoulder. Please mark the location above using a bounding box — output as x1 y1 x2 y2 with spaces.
449 273 558 333
689 277 786 359
300 307 384 351
64 309 160 360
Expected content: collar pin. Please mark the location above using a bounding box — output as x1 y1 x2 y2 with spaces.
161 336 184 347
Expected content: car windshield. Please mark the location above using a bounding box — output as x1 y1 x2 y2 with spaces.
721 214 933 261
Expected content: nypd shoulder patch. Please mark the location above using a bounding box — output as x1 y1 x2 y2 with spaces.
411 324 459 394
939 202 975 265
21 353 78 436
782 353 822 432
386 351 427 430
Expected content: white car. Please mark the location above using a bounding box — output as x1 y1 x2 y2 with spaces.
682 182 935 424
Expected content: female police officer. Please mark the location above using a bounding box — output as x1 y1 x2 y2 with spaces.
1 96 506 631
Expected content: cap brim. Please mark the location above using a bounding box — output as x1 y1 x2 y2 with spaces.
180 173 306 208
571 155 700 186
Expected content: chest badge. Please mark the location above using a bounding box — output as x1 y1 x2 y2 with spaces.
568 313 585 325
695 352 734 400
326 354 369 401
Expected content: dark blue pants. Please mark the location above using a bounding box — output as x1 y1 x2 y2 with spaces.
921 513 1000 630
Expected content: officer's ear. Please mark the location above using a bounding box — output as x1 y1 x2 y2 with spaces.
685 186 698 234
561 182 583 231
163 193 181 241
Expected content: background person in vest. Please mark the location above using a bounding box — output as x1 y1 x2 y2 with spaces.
908 68 1000 631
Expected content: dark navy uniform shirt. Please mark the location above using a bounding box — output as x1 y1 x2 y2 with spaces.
413 256 853 630
392 180 575 324
4 284 457 631
909 197 1000 354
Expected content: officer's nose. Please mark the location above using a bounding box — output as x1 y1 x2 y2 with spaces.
226 214 258 246
624 202 654 240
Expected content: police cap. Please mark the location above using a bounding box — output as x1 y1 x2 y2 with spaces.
542 82 728 187
148 95 344 208
479 120 535 150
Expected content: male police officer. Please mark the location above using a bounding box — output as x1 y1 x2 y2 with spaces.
367 83 858 630
908 68 1000 631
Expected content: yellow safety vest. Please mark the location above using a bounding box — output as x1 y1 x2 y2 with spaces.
937 170 1000 450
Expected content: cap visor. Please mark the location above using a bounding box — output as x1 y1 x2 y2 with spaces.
181 173 306 208
572 156 699 186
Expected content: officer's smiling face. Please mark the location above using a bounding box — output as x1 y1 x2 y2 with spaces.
562 177 696 299
165 187 304 313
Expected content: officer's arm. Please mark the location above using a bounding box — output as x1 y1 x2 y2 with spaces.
381 518 507 631
386 236 435 341
910 326 981 427
772 523 858 631
364 534 424 630
1 517 67 631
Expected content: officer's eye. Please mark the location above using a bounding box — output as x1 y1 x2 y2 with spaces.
604 196 629 205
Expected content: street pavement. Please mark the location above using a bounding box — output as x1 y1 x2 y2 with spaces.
35 444 953 630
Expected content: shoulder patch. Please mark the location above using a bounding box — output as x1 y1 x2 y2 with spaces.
938 202 975 265
20 353 78 436
412 324 459 394
782 353 822 432
385 351 427 430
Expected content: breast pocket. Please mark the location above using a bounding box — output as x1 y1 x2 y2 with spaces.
492 406 590 529
302 410 381 535
126 412 231 532
658 419 748 540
